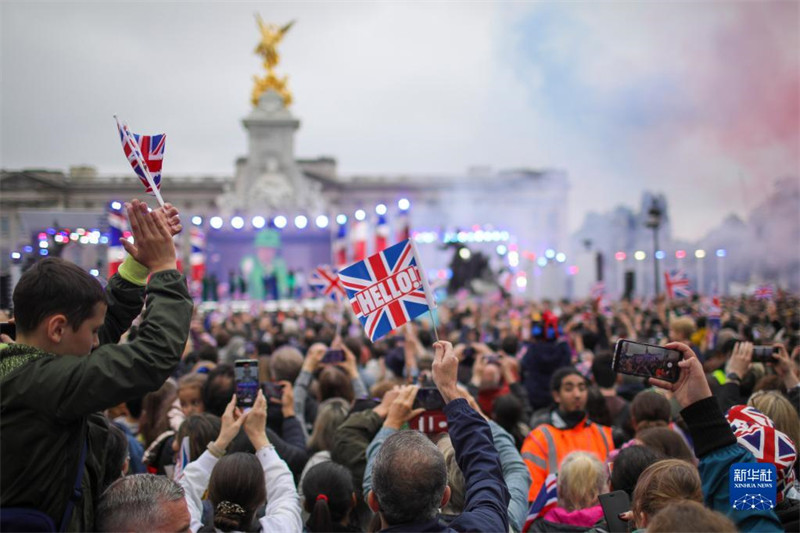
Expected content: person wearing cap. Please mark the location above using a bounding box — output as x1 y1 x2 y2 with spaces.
241 229 289 300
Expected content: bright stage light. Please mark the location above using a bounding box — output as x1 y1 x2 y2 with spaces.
458 248 471 260
375 204 387 215
555 252 566 263
355 209 366 221
39 249 48 256
655 250 665 260
675 250 687 259
634 251 646 261
615 251 626 261
516 275 527 289
39 241 48 249
315 215 329 228
209 216 223 229
398 198 410 211
294 215 308 229
537 257 547 267
90 269 99 276
191 216 203 226
568 265 579 275
110 201 122 210
10 252 21 260
231 216 244 230
336 214 347 225
251 216 266 229
496 244 507 256
695 249 706 259
545 249 555 259
716 249 727 257
273 216 287 229
508 251 520 267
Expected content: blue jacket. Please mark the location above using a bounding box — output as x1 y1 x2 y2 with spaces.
364 398 510 532
680 397 782 533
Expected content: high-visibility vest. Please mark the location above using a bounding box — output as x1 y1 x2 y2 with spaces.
521 418 614 501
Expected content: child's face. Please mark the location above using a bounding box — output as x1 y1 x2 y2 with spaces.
179 387 204 417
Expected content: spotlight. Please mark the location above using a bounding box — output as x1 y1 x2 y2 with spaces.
458 248 471 260
315 215 329 228
675 250 687 259
336 214 348 225
634 251 646 261
537 257 547 267
251 216 266 229
355 209 366 221
516 276 527 289
716 249 727 258
191 216 203 226
294 215 308 229
10 252 21 260
545 249 555 259
231 216 244 230
695 249 706 259
398 198 410 211
496 244 507 256
90 269 99 276
375 204 387 215
555 252 566 263
209 216 223 229
273 216 287 229
615 252 626 261
655 250 665 260
110 201 122 210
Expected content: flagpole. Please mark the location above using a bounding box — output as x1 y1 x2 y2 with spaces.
114 115 166 207
409 239 439 343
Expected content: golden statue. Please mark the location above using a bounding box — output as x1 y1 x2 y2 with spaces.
251 15 295 108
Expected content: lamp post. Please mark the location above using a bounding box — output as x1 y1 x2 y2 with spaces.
645 200 663 297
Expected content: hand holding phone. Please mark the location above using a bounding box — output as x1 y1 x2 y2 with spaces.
413 388 446 411
234 359 259 409
599 490 631 533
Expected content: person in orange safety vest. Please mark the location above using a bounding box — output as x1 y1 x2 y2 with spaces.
521 367 614 501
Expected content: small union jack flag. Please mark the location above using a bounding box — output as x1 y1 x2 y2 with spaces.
664 269 691 299
754 284 774 300
522 473 558 532
310 265 346 300
115 116 165 195
338 239 435 342
189 227 206 283
106 204 128 277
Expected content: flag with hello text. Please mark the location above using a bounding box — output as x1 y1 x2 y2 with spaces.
338 239 436 342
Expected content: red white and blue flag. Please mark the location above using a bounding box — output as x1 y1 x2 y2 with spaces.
310 265 346 300
754 284 774 300
352 218 368 262
590 281 605 301
664 269 691 299
334 221 348 268
375 213 390 252
338 239 436 342
107 205 128 277
189 227 206 283
522 473 558 532
115 116 165 196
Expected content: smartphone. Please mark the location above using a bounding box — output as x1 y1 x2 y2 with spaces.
413 388 446 411
263 381 285 400
485 354 501 366
0 322 16 340
752 345 778 363
613 339 682 383
234 359 259 409
599 490 631 533
321 349 344 364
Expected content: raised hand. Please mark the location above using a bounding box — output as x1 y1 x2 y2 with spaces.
121 199 177 273
384 385 424 430
215 395 246 451
155 202 182 236
649 342 711 408
243 389 270 450
432 341 465 404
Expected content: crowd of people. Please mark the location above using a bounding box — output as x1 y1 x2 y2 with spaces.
1 199 799 532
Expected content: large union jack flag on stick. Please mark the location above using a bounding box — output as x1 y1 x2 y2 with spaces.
338 239 436 342
114 115 166 207
664 269 691 299
310 265 347 300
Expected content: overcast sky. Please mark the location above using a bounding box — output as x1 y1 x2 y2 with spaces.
1 1 798 240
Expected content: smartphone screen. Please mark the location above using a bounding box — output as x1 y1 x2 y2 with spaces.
613 339 682 383
322 349 344 364
234 359 259 408
413 388 446 411
262 382 285 400
599 490 631 533
751 345 778 363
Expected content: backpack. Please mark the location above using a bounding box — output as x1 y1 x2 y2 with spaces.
0 439 87 532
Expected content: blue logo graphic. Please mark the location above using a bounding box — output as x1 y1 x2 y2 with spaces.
730 463 776 511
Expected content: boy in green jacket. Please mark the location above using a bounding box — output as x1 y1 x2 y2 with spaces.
0 200 194 531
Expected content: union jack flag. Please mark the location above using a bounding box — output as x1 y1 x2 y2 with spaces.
189 227 206 282
334 221 348 267
310 265 346 300
754 284 774 300
664 269 691 299
397 210 410 242
338 239 435 342
107 205 128 277
115 117 165 195
522 473 558 532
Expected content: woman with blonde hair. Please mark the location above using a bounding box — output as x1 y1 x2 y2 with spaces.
527 451 608 532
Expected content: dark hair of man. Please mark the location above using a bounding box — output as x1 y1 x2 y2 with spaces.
591 354 617 388
631 391 671 432
102 423 129 492
492 394 526 449
208 452 266 532
96 474 185 532
609 445 664 497
302 461 354 532
372 430 447 526
125 396 144 419
176 413 221 461
550 367 585 392
636 427 695 463
586 386 613 426
203 364 235 417
12 257 106 334
318 366 355 403
500 335 519 356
